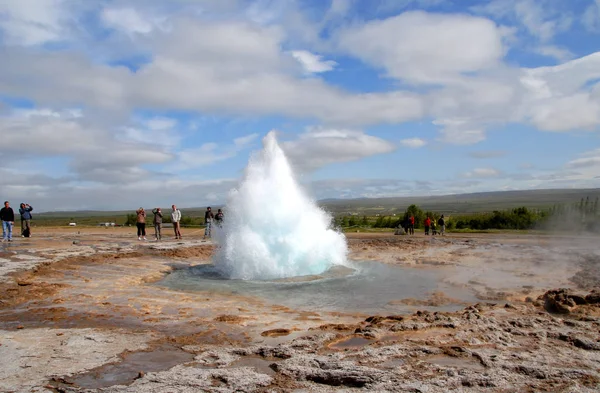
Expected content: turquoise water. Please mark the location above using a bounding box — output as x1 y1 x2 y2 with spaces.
156 261 476 314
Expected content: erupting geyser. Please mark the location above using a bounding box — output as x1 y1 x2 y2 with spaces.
214 131 348 280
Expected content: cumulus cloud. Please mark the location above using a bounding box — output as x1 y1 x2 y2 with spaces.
0 0 72 45
282 128 396 172
101 7 163 36
337 11 506 84
399 138 427 148
0 108 173 184
0 1 600 209
290 50 337 73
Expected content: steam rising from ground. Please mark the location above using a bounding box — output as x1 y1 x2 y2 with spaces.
214 131 348 280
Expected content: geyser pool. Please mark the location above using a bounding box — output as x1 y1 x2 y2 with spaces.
213 131 348 280
156 261 477 314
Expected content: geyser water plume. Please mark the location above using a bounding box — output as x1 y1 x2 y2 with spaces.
214 131 348 280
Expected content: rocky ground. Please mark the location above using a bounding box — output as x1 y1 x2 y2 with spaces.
1 227 599 392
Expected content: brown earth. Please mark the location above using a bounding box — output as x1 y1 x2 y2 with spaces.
0 227 599 392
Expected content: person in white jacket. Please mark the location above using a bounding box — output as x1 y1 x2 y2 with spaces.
171 205 182 239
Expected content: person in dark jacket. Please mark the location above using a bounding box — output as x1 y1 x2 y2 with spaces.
19 203 33 237
1 201 15 242
204 207 214 239
438 215 446 236
152 208 163 241
214 208 224 227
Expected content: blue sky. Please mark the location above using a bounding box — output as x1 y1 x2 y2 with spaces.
0 0 599 210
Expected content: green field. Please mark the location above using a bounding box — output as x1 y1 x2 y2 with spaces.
30 188 600 227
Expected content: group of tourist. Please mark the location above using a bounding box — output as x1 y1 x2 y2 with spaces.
0 201 33 242
134 205 224 241
403 214 446 236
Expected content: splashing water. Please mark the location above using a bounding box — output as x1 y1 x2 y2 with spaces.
213 131 348 280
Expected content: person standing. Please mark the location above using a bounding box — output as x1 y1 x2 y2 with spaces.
204 206 214 239
1 201 15 242
214 208 224 227
136 207 147 241
424 216 431 235
19 203 33 237
409 215 415 235
152 207 163 241
171 205 182 240
438 215 446 236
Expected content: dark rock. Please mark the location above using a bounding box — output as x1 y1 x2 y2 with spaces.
260 328 291 337
364 316 385 324
272 356 386 388
543 289 578 314
516 365 548 379
572 337 600 351
385 315 404 322
585 290 600 304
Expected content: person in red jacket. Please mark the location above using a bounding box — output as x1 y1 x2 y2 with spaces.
408 215 415 235
424 216 431 235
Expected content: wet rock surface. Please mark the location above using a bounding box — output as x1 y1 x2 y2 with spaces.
48 296 600 393
2 230 600 392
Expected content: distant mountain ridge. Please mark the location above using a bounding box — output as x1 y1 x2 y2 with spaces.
35 188 600 217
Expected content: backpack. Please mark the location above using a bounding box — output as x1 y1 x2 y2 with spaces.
438 218 444 226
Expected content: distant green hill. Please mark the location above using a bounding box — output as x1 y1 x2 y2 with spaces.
31 188 600 226
319 188 600 215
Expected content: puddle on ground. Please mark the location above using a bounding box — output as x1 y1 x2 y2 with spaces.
329 336 373 349
425 355 484 370
228 357 277 376
65 346 194 389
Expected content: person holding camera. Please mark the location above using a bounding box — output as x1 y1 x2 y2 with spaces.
136 207 147 240
19 203 33 237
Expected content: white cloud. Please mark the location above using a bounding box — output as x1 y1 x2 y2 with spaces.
337 11 506 84
0 0 70 45
173 133 259 170
512 0 572 42
474 0 572 42
566 148 600 169
463 168 502 178
282 127 396 172
0 20 424 127
101 7 162 36
0 108 173 184
399 138 427 148
121 117 180 148
535 45 574 62
583 0 600 32
434 119 487 145
290 50 337 73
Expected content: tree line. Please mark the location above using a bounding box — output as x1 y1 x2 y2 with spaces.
333 196 600 232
